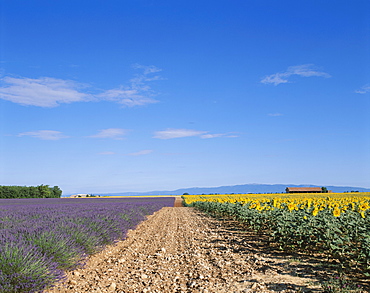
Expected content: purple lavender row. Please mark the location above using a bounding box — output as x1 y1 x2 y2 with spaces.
0 197 175 293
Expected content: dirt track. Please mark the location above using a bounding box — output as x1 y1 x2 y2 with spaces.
47 207 327 293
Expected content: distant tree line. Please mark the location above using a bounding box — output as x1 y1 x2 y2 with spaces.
0 185 62 199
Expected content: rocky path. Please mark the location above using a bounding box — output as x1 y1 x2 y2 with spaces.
47 207 325 293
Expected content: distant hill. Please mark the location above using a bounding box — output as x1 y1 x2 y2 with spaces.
98 183 370 197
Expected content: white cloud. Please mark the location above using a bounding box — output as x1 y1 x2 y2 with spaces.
0 76 93 107
98 87 158 107
261 74 290 86
127 150 153 156
98 64 162 107
261 64 331 86
0 64 163 107
153 129 207 139
200 133 225 139
355 84 370 94
200 133 238 139
132 64 162 75
154 128 238 139
89 128 128 140
18 130 69 140
268 113 283 117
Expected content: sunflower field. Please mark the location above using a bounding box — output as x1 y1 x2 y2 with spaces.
183 192 370 273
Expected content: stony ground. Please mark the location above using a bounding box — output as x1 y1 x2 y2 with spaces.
45 204 345 293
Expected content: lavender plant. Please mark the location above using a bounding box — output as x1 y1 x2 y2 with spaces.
0 240 64 293
0 197 174 292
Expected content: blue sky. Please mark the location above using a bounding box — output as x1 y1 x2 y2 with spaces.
0 0 369 195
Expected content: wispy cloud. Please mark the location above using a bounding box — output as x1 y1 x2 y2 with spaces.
268 113 283 117
0 76 93 107
126 150 153 156
200 133 238 139
97 64 162 106
98 87 158 107
199 133 225 139
261 64 331 86
18 130 69 140
88 128 128 140
153 128 238 139
132 64 162 75
0 64 163 107
153 129 207 139
355 84 370 94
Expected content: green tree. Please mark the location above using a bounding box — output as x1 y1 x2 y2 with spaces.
0 185 63 198
37 185 51 198
29 186 39 198
51 186 63 198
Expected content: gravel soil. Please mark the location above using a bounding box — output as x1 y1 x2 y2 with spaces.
46 206 344 293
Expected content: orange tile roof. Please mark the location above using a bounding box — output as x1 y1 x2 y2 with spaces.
286 187 322 192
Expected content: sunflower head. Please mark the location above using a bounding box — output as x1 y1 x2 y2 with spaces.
333 207 341 217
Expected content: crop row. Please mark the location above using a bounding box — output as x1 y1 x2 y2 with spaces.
0 197 175 293
183 193 370 273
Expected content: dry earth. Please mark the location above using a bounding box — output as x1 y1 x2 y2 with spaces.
45 202 351 293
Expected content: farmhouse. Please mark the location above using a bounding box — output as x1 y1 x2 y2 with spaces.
70 194 89 198
285 187 323 193
69 194 101 198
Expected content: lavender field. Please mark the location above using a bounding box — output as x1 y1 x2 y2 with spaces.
0 197 175 293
